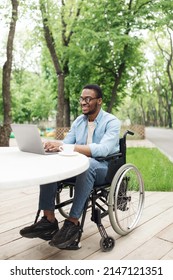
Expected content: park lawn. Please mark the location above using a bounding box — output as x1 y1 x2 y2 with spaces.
126 147 173 192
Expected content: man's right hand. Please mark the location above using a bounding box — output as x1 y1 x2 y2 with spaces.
43 141 62 152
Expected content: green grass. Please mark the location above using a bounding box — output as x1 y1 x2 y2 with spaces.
126 147 173 192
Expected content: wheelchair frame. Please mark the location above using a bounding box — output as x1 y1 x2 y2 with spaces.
54 130 145 251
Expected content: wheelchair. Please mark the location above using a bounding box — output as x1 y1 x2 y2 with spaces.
36 130 145 252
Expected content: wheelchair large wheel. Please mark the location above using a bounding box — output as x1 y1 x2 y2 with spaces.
56 184 74 219
108 163 144 236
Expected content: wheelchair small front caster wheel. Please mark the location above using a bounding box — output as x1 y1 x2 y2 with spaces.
100 236 115 252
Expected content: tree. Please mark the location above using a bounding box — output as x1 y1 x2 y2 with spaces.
116 1 173 127
11 70 56 123
155 28 173 128
1 0 173 132
66 0 157 113
0 0 19 146
39 0 83 127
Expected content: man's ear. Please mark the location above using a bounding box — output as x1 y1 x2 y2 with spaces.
98 98 102 105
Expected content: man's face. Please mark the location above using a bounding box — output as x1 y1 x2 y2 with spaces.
80 89 102 116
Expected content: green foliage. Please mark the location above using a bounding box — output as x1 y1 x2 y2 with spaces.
127 147 173 191
1 0 173 125
11 70 56 123
66 0 150 111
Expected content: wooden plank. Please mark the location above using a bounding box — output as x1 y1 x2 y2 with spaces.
1 191 173 260
0 185 38 201
157 223 173 243
86 207 173 260
122 237 173 260
161 249 173 260
0 237 44 260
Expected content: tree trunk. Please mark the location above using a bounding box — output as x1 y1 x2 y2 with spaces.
40 0 82 127
40 0 64 127
56 74 65 126
0 0 18 147
107 61 125 113
64 98 70 127
167 103 172 128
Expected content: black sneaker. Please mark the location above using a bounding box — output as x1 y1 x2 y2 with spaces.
20 216 59 241
49 219 80 249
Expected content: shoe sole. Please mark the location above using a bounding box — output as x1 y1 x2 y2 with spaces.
20 229 59 241
49 232 79 249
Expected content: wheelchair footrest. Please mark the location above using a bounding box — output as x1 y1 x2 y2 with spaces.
61 240 82 250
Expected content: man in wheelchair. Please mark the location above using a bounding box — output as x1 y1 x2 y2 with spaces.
20 84 121 249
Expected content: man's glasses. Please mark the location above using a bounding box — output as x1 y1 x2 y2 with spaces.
79 96 99 104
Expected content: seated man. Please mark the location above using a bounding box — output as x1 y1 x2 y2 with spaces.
20 84 121 249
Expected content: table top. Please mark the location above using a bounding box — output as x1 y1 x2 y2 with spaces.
0 147 89 189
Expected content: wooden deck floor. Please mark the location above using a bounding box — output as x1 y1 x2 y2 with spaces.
0 185 173 260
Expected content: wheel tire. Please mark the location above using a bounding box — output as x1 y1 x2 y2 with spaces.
108 163 145 235
100 236 115 252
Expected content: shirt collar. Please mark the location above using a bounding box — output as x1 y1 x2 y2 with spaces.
94 108 103 123
82 108 103 124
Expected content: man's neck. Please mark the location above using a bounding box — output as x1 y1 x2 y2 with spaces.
88 109 101 122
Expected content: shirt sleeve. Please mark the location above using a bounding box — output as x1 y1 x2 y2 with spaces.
63 121 76 144
88 118 121 158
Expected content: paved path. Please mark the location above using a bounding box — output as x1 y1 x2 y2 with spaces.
145 127 173 162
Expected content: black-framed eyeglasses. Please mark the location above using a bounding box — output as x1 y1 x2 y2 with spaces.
79 96 99 104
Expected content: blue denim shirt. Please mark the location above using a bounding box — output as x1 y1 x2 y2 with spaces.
63 108 121 158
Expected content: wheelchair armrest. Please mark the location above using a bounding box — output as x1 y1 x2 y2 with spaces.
95 152 122 162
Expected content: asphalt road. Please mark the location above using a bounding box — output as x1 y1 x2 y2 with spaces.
145 127 173 162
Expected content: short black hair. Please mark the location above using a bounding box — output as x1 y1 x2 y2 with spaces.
83 84 103 98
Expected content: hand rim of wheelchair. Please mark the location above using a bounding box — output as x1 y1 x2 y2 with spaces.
108 163 145 236
56 186 73 218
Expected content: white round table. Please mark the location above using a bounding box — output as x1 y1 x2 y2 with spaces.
0 147 89 189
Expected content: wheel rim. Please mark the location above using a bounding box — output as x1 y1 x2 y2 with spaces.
100 237 115 252
108 164 145 235
56 186 73 218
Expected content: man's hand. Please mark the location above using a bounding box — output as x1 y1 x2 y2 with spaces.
43 141 62 152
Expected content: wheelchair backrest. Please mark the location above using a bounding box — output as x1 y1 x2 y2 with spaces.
119 130 134 163
105 130 134 183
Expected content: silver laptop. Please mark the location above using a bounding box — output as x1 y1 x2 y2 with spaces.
11 124 57 155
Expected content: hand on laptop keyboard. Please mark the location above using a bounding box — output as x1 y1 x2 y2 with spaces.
44 141 63 152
